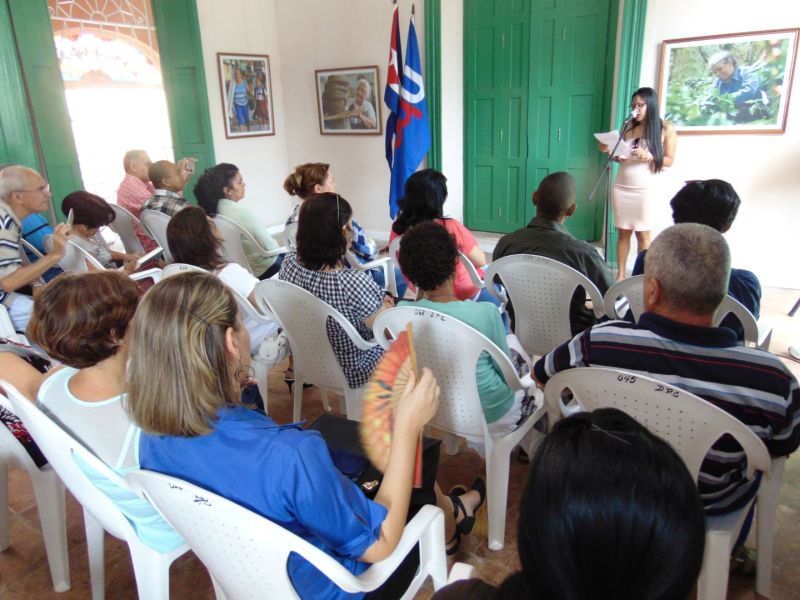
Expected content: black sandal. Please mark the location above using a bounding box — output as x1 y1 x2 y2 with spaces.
446 491 467 555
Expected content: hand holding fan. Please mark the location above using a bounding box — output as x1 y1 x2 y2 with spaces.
360 323 424 487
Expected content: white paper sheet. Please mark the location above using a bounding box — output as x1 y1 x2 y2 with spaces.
594 130 632 158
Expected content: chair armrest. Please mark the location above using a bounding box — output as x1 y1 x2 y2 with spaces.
351 255 392 271
756 320 772 351
447 562 475 584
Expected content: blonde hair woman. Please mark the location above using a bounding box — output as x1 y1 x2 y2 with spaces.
127 272 476 597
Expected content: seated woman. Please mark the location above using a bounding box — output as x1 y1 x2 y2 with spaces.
391 169 490 303
26 271 183 552
283 163 405 294
166 206 283 362
127 272 480 598
194 163 284 279
398 222 534 434
61 191 140 272
433 408 706 600
279 193 391 389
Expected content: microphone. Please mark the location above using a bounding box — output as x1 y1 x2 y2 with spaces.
625 109 639 122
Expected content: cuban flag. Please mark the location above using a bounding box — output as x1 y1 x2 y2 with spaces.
384 1 403 168
389 11 431 218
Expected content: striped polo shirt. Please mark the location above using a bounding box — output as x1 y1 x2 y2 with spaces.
534 313 800 515
0 199 22 307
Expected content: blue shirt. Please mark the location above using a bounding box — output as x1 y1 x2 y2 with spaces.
716 66 762 107
139 407 387 599
20 214 62 283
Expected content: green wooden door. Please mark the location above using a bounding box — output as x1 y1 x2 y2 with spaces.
7 0 83 218
4 0 214 220
465 0 613 240
527 0 611 240
464 0 531 233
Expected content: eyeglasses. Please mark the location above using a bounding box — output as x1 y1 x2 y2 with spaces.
16 183 50 194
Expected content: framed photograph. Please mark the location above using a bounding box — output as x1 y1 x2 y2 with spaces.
315 66 382 135
658 29 798 134
217 53 275 139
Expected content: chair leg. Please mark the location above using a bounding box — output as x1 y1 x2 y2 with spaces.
210 575 229 600
128 542 171 600
486 447 511 551
756 458 785 597
697 530 731 600
83 509 106 600
320 389 332 412
344 387 364 421
443 433 459 456
252 360 269 415
0 463 8 551
30 470 70 592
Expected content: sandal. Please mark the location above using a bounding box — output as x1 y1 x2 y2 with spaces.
446 491 467 555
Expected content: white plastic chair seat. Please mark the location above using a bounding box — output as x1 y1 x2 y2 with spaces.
128 470 466 599
212 214 286 277
0 392 69 592
140 210 174 263
543 367 780 600
484 254 605 359
4 382 189 600
373 306 546 551
254 279 378 421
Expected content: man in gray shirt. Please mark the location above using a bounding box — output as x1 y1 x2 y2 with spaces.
494 172 614 335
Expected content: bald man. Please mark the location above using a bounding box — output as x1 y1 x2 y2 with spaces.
0 165 70 330
117 150 157 252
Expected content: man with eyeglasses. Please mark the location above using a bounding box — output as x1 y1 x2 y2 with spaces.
0 165 70 331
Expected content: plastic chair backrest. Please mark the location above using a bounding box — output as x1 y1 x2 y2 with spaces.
109 204 145 254
543 367 771 479
127 470 381 598
389 235 417 296
0 391 41 475
284 222 298 251
140 210 173 263
458 252 485 292
0 304 20 341
213 214 281 276
373 306 524 439
4 382 139 541
713 295 760 346
19 238 44 262
161 262 205 279
254 280 374 390
45 235 104 273
484 254 605 357
603 275 646 321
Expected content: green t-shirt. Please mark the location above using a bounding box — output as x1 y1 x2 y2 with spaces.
399 298 514 423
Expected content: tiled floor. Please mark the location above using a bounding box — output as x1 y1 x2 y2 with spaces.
2 287 799 599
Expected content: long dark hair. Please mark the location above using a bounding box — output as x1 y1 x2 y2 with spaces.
193 163 240 216
497 408 705 600
167 206 226 271
632 87 666 173
391 169 448 235
297 193 353 270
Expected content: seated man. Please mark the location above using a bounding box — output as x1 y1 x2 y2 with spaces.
0 165 69 330
493 171 614 335
116 149 158 252
141 160 190 217
534 223 800 515
632 179 759 339
21 213 63 283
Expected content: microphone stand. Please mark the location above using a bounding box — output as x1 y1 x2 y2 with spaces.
588 117 634 265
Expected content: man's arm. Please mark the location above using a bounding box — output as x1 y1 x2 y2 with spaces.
731 68 762 105
0 224 69 292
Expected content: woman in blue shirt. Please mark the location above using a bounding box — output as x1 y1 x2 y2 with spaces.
126 272 477 598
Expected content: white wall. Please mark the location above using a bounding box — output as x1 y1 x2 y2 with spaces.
275 0 425 233
440 0 464 222
195 0 292 227
640 0 800 289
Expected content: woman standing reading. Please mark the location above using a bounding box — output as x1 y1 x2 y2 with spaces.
601 87 677 281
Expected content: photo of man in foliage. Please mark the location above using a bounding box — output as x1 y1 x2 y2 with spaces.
660 31 797 131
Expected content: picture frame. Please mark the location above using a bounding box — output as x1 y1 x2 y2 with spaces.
315 66 382 135
217 53 275 139
658 29 798 134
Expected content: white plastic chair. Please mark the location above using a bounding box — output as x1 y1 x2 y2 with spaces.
603 275 645 321
543 367 781 600
373 306 546 551
5 383 189 600
44 235 105 273
714 295 773 351
0 390 69 592
283 222 298 250
603 277 771 350
212 214 286 277
109 204 147 255
127 470 468 600
18 238 49 288
254 279 377 422
484 254 605 358
140 209 173 263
